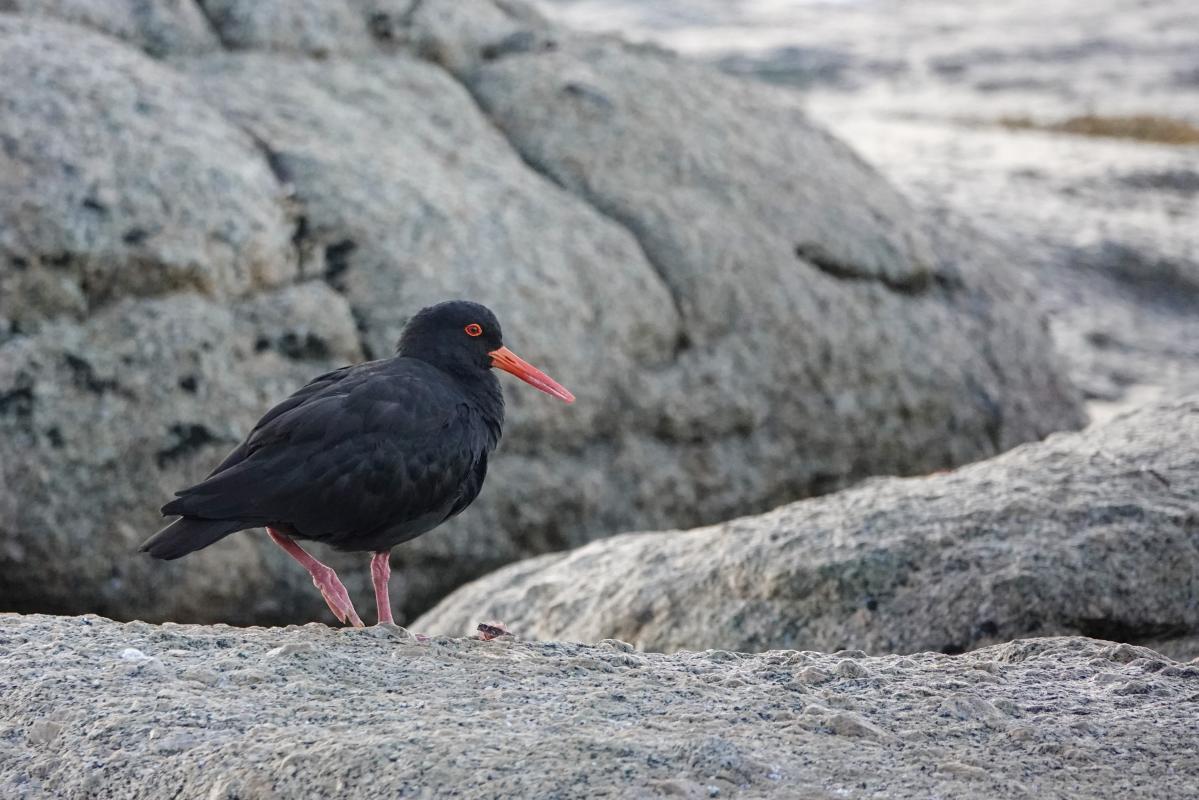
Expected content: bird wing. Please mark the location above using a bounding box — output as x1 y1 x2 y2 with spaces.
204 363 356 476
163 361 489 543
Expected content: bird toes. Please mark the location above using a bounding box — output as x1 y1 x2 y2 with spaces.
316 588 364 628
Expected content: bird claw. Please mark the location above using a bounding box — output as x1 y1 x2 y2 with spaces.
331 602 366 629
311 575 365 628
336 602 366 629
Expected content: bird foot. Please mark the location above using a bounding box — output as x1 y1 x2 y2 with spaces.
311 567 365 628
267 527 366 628
475 621 512 641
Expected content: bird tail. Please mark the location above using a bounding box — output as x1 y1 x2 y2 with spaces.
138 517 244 560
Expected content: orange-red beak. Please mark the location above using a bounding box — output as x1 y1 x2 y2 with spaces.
489 346 575 403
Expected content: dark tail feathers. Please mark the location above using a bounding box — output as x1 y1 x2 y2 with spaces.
139 517 244 560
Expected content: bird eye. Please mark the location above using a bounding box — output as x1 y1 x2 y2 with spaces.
464 323 483 337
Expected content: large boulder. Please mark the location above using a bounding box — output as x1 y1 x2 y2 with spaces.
0 285 366 624
2 615 1198 798
0 16 296 332
194 0 414 56
0 0 219 56
418 398 1199 658
822 116 1199 418
541 0 1199 422
1 1 1082 624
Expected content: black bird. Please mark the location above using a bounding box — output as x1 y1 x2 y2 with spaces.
140 300 574 627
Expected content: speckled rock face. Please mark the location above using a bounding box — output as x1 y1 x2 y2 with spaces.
419 398 1199 659
0 286 367 624
0 0 1082 626
536 0 1199 423
0 17 297 327
0 0 219 56
1 615 1197 798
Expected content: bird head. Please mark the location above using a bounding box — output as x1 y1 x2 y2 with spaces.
397 301 575 403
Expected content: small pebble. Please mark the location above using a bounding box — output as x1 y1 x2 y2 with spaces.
180 668 222 687
265 642 319 658
229 669 271 685
1114 680 1152 695
836 660 870 679
833 649 868 659
938 761 989 780
824 712 891 741
151 731 199 754
795 667 833 685
117 648 167 677
937 693 1008 728
27 720 62 746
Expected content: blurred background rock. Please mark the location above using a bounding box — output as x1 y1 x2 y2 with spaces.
539 0 1199 416
0 0 1193 645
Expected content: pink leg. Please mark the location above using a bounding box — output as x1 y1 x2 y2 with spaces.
267 527 364 628
371 550 394 625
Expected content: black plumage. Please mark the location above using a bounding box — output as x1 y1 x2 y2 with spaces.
140 300 573 627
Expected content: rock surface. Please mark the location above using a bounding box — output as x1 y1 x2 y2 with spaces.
833 117 1199 421
419 398 1199 659
791 0 1199 421
1 0 1083 625
0 285 367 624
537 0 1199 420
2 615 1198 799
0 17 297 329
0 0 219 56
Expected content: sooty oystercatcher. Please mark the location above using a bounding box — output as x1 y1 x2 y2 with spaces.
140 300 574 628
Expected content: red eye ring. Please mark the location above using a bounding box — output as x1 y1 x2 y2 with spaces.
464 323 483 337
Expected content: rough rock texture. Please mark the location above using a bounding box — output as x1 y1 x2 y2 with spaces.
1 0 1083 625
0 284 368 623
0 0 219 56
419 398 1199 660
786 0 1199 422
537 0 1199 421
2 616 1198 799
472 40 942 291
195 0 412 56
182 52 668 436
0 17 297 329
830 117 1199 421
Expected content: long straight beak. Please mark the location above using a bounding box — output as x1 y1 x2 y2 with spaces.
489 346 575 403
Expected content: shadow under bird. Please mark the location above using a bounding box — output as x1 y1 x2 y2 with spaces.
140 300 575 628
